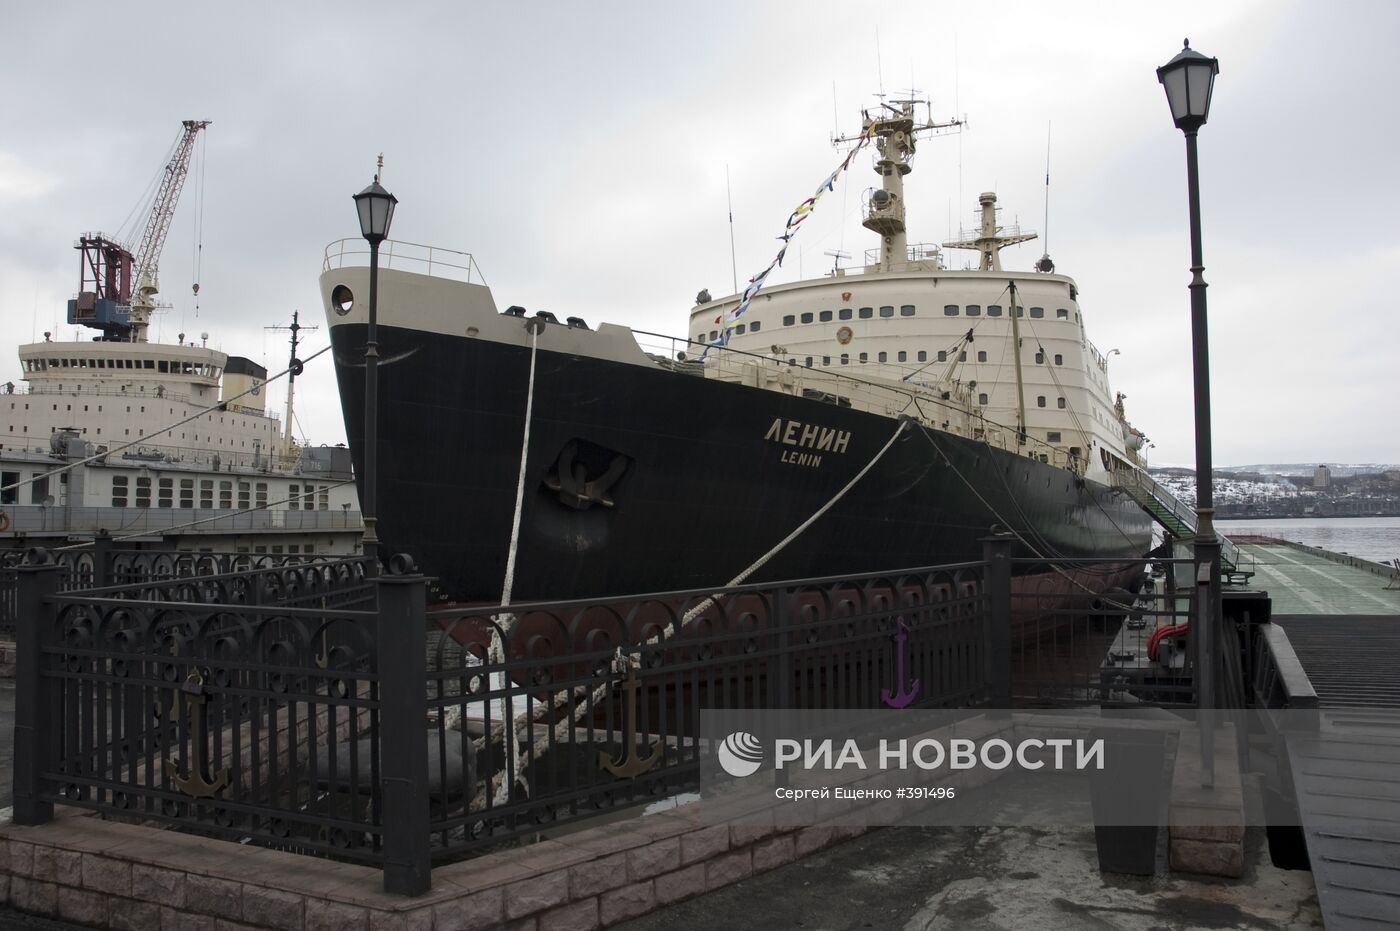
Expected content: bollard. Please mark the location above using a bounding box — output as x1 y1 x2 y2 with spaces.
376 554 431 895
13 550 62 825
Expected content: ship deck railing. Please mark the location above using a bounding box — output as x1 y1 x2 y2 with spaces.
0 504 363 536
323 238 487 286
633 328 1092 475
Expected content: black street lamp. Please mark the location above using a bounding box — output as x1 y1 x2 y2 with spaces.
353 176 398 569
1157 39 1219 541
1159 40 1221 772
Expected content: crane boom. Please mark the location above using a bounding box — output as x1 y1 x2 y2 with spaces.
131 119 210 297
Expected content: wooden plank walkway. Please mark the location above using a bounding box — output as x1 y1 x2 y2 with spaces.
1286 716 1400 929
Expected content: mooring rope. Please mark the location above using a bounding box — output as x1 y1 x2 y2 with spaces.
473 416 911 810
473 320 544 791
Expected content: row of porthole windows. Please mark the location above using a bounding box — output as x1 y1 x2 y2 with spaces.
701 303 1072 341
704 319 762 342
791 349 1070 368
783 306 917 326
112 476 333 510
943 305 1073 320
26 357 222 378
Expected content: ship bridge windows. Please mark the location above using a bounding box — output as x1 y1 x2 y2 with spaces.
1058 397 1067 409
878 351 887 362
783 315 795 326
917 351 927 362
959 351 967 361
1054 354 1063 365
859 352 868 362
1048 431 1063 443
1037 396 1047 407
979 392 989 405
819 310 833 322
749 321 761 332
900 305 915 316
965 305 981 317
859 307 873 319
879 305 894 318
800 312 813 324
897 351 907 362
840 354 849 365
839 308 852 320
937 351 947 362
977 351 987 362
735 324 746 335
1035 351 1045 364
1030 307 1045 319
1057 308 1069 319
944 305 958 316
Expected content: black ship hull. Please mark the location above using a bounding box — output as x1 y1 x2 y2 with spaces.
330 322 1153 609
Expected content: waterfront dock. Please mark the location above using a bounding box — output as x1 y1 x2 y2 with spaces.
5 539 1400 929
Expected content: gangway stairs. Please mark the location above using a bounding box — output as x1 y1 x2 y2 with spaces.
1113 469 1244 576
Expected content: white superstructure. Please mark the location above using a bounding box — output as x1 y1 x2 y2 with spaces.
0 330 362 556
688 100 1146 484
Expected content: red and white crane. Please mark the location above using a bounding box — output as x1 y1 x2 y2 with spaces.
68 119 210 342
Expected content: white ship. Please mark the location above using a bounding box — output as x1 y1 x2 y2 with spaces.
0 120 360 558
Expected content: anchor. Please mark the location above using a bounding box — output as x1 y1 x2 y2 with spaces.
880 616 921 709
599 661 661 778
163 668 230 798
544 441 628 510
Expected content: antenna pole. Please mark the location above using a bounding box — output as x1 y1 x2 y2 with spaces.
726 165 738 294
266 310 318 461
1043 122 1052 253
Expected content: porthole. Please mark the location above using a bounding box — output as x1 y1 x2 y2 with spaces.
331 284 354 316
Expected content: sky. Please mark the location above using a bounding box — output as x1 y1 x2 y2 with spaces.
1 0 1396 469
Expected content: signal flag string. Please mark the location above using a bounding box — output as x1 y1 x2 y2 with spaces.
700 122 878 360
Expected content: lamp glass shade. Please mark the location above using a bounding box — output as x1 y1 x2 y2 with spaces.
1157 43 1219 131
353 180 398 241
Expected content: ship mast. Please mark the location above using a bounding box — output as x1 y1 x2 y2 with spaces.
835 99 961 271
1007 280 1028 446
266 310 316 462
943 191 1037 272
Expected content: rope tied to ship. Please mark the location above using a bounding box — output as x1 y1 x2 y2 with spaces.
470 416 912 811
482 317 545 791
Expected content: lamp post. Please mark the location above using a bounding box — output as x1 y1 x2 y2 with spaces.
1158 39 1221 778
353 176 398 570
1157 39 1219 542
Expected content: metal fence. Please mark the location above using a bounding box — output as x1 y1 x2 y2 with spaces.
9 536 1231 895
421 557 994 860
0 543 367 638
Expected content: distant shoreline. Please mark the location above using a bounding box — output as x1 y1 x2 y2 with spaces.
1216 513 1400 522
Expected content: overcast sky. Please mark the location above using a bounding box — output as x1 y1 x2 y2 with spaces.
2 1 1396 469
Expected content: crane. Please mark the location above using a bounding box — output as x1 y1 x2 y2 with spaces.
67 119 211 342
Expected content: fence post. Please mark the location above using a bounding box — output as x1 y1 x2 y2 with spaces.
93 530 113 588
981 535 1014 709
772 587 793 709
377 555 430 896
13 549 63 825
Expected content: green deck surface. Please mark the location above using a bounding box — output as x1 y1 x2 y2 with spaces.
1234 543 1400 615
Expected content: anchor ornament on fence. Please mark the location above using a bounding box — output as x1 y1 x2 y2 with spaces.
163 668 231 798
599 661 661 778
880 616 921 709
